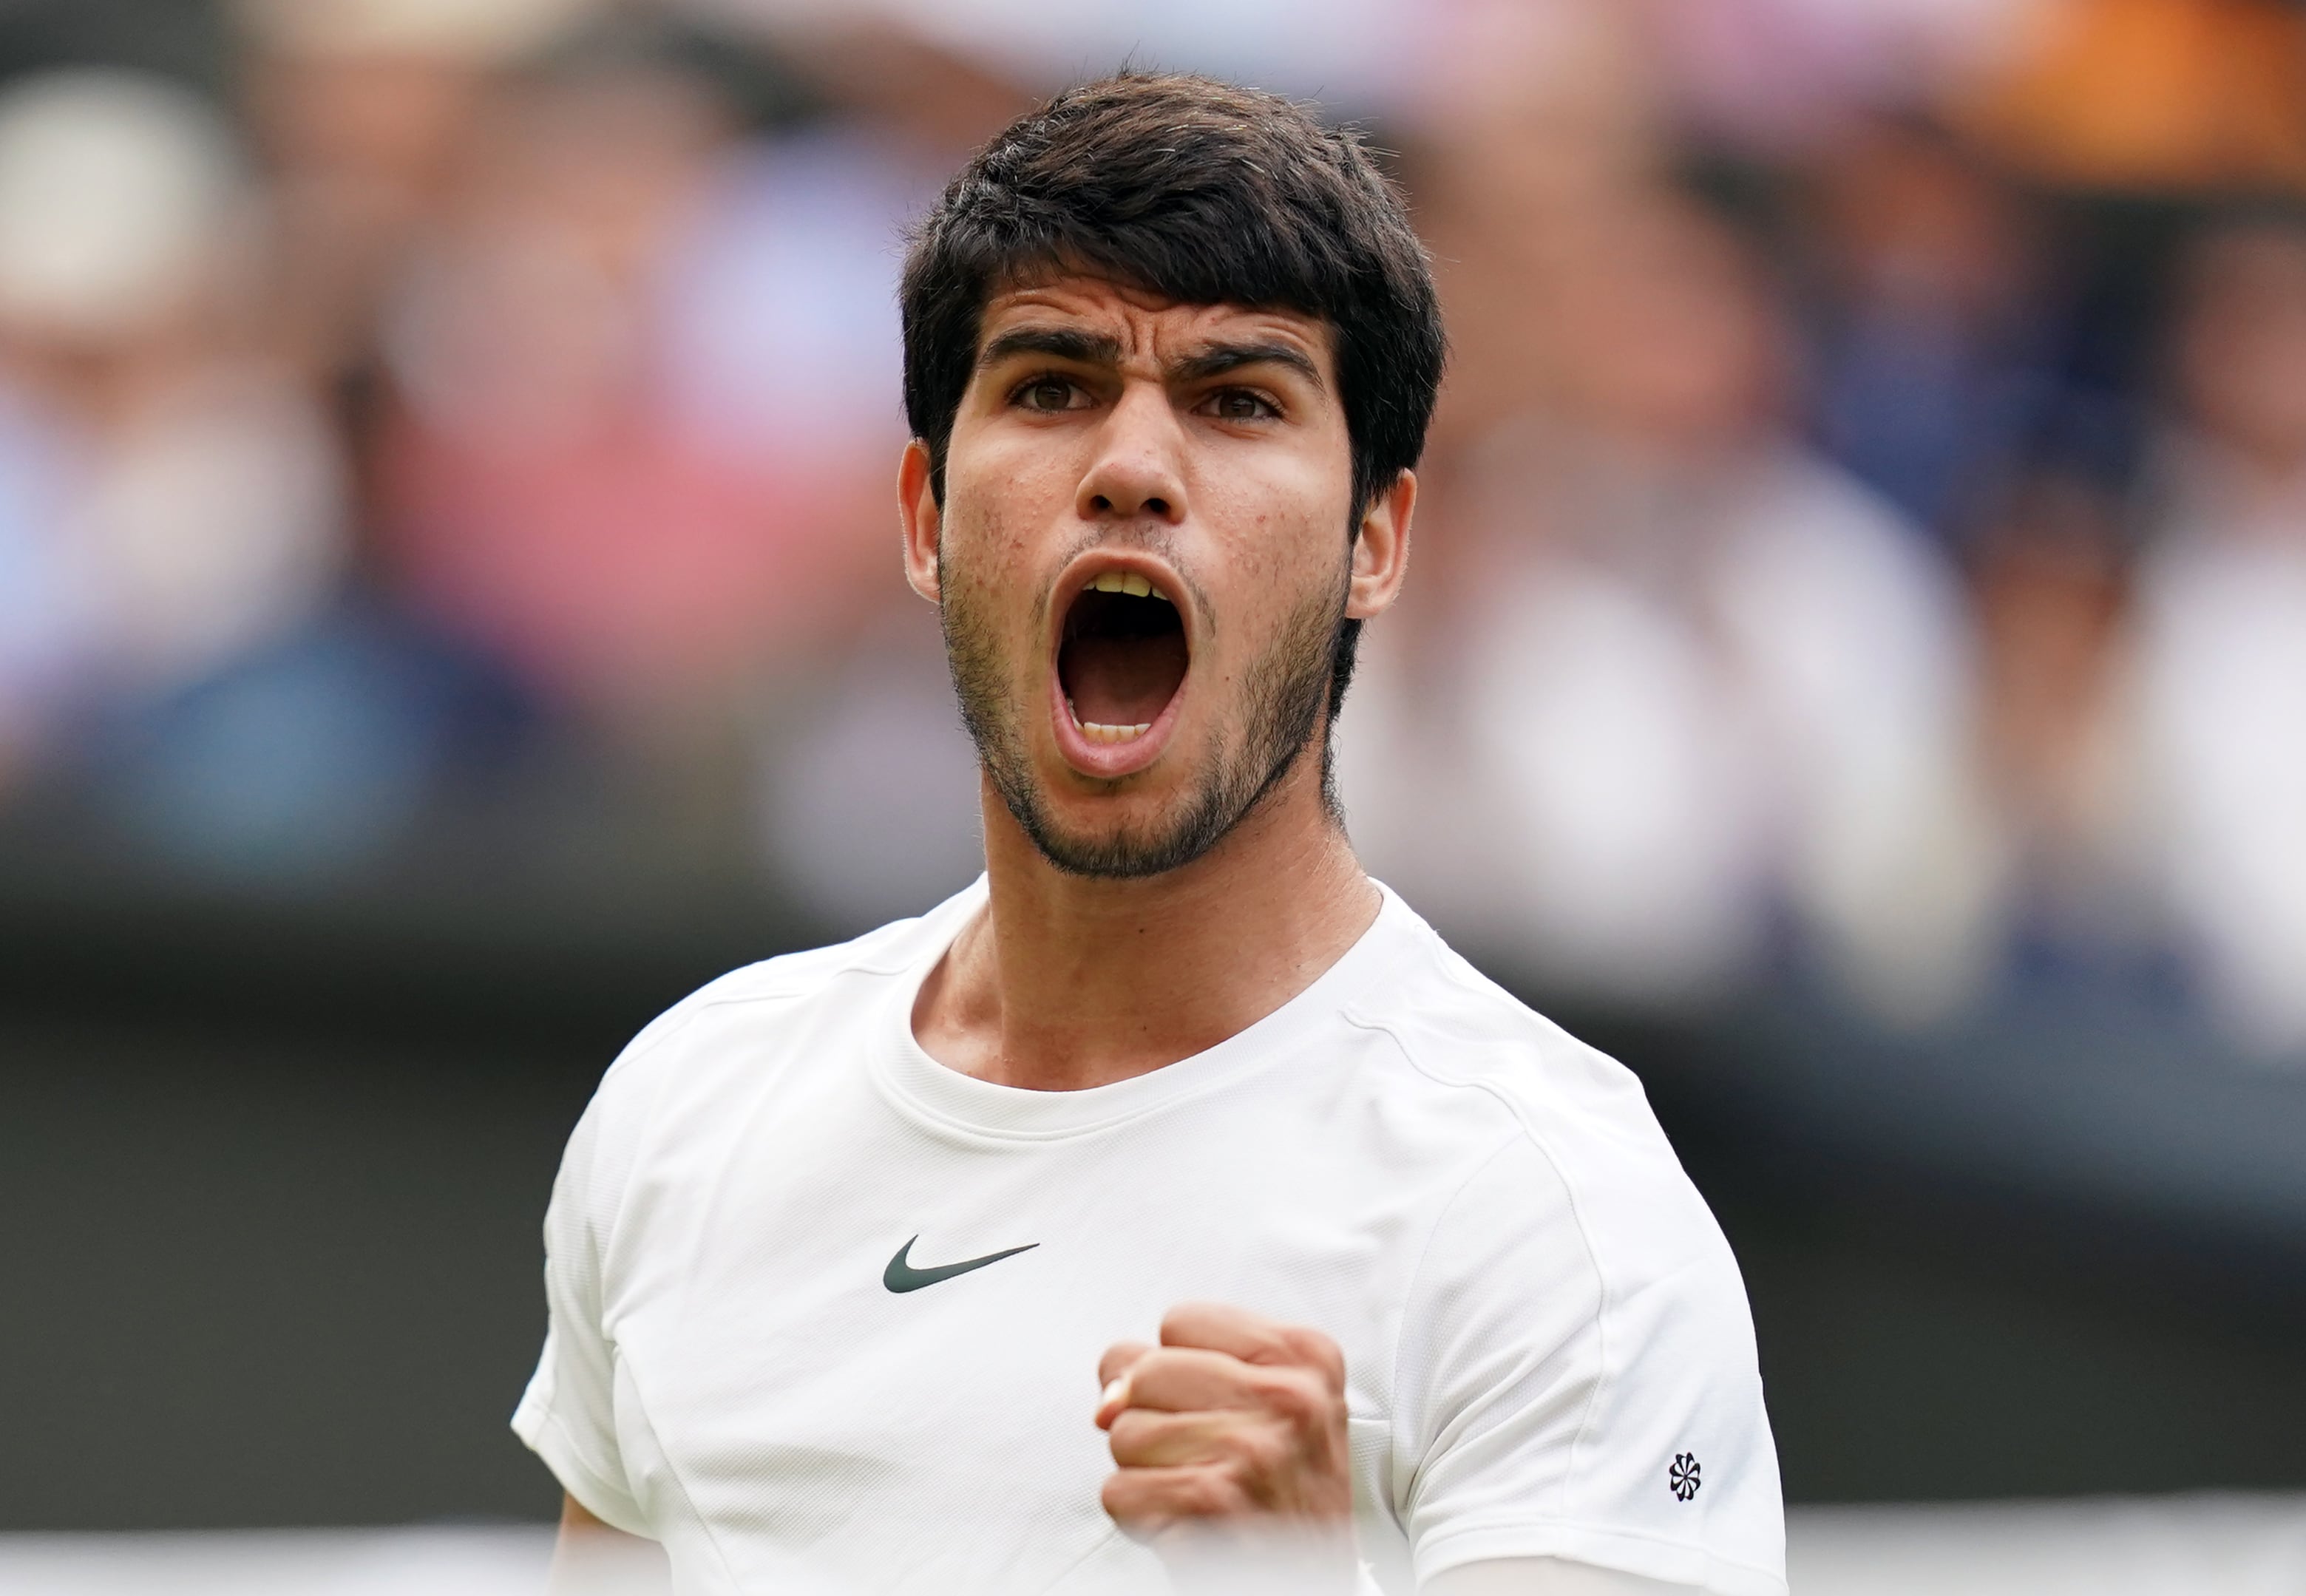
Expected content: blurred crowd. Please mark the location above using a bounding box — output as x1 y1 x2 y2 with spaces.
5 0 2306 1055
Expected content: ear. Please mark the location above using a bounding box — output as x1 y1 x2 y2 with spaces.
898 438 942 604
1346 469 1415 620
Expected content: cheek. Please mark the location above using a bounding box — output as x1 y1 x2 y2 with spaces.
940 478 1023 576
938 509 1023 633
945 440 1074 571
1201 526 1348 693
1204 458 1352 601
954 418 1081 513
936 466 1058 663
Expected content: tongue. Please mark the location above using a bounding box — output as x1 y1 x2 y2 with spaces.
1061 631 1188 726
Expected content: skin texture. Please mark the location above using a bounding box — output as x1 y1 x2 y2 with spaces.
901 277 1411 1097
1095 1301 1357 1581
547 1494 669 1595
546 277 1696 1595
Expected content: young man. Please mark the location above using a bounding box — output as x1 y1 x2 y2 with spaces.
516 73 1786 1596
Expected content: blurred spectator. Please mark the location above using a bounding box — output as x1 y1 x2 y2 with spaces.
1399 0 1669 603
1803 117 2062 543
1965 463 2141 969
1347 192 1995 1017
1411 0 1666 251
2126 215 2306 1055
376 29 906 726
0 68 347 769
753 602 985 932
237 0 606 387
1641 0 2022 160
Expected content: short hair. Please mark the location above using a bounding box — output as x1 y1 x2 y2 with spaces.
900 70 1445 719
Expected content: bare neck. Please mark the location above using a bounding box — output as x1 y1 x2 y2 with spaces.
912 754 1379 1092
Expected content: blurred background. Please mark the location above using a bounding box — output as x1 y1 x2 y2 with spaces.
1 0 2304 1589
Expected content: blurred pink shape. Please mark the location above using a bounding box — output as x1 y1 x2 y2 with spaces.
384 408 869 707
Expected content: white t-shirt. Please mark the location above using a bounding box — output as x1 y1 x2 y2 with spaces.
515 879 1786 1595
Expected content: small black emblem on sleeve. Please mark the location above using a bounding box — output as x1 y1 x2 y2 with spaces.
1669 1453 1701 1501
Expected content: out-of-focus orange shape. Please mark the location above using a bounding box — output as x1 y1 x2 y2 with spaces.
1953 0 2306 192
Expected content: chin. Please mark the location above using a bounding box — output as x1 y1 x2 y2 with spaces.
1011 774 1230 880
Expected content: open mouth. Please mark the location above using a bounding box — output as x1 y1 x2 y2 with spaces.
1057 571 1188 749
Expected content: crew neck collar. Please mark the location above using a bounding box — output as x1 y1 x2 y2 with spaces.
869 875 1413 1141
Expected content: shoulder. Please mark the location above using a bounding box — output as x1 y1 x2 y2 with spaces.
599 890 966 1096
556 888 975 1212
1344 892 1736 1292
1344 894 1681 1173
1359 900 1783 1592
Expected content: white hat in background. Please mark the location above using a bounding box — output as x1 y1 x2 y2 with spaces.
235 0 608 64
0 69 245 343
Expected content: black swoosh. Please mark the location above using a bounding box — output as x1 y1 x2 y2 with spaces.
883 1235 1040 1293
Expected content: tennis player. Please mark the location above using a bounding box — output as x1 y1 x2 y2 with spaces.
517 72 1785 1596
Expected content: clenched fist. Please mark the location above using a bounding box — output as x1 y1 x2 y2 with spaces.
1095 1300 1354 1577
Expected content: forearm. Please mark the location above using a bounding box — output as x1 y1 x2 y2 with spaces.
546 1493 671 1596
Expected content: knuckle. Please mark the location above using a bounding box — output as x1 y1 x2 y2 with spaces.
1230 1427 1286 1483
1125 1348 1181 1401
1101 1471 1150 1524
1159 1303 1213 1344
1261 1368 1323 1426
1105 1416 1140 1462
1106 1410 1162 1464
1182 1472 1240 1517
1282 1326 1346 1384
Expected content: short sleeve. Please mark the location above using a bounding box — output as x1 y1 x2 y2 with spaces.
511 1067 654 1535
1392 1134 1786 1596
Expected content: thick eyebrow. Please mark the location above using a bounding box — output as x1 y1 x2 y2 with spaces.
1167 339 1326 392
977 326 1125 372
976 326 1326 394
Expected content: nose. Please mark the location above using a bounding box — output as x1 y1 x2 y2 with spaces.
1075 381 1187 526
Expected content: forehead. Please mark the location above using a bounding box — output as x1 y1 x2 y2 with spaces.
977 274 1333 371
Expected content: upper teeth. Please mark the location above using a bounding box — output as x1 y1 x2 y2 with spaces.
1090 571 1164 600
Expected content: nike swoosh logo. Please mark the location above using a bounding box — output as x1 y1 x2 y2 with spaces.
883 1235 1040 1293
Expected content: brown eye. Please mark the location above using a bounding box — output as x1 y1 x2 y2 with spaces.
1210 389 1277 421
1020 378 1078 411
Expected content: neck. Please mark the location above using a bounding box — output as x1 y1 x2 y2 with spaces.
912 747 1379 1092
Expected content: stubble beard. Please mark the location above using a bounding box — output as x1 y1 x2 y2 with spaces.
940 553 1347 880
